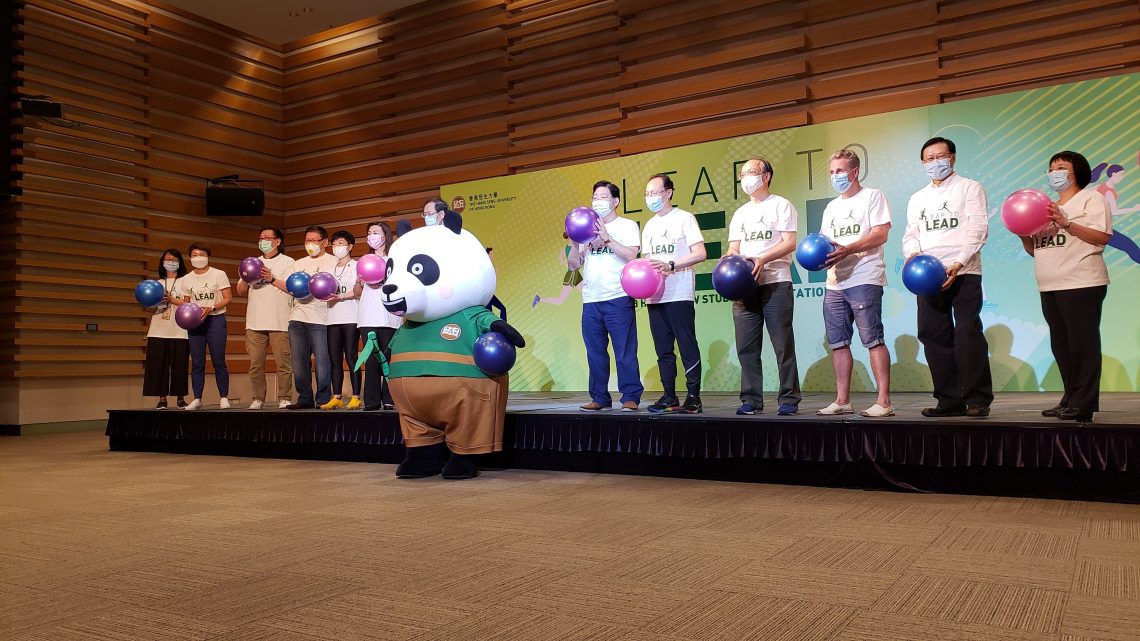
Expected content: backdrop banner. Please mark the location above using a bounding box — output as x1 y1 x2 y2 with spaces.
442 74 1140 395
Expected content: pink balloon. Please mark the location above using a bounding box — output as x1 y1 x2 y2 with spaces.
1001 188 1053 236
357 253 387 284
309 272 339 301
620 258 665 299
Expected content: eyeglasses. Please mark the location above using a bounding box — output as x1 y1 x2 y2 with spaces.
923 153 953 163
644 189 671 198
739 169 767 177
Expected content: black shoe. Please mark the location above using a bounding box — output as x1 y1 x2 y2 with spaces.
647 395 680 414
441 453 479 480
155 399 167 410
921 405 967 417
176 397 187 408
1057 407 1093 422
285 402 315 410
1041 404 1066 417
965 406 990 418
678 395 703 414
382 403 395 411
363 405 380 411
396 442 449 478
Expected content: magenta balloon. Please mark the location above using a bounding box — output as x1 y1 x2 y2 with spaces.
357 253 387 284
309 272 339 301
238 256 264 283
175 303 204 330
620 258 665 299
1001 188 1053 236
565 207 599 244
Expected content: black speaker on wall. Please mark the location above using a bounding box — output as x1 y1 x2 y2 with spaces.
205 177 264 216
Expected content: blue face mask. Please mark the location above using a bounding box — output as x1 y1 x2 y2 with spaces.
645 196 666 213
923 158 953 181
424 213 440 226
1047 170 1072 192
830 171 852 194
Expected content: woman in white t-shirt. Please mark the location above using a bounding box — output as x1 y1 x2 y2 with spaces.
171 243 233 411
1019 151 1113 422
143 249 189 409
355 221 402 410
322 229 362 410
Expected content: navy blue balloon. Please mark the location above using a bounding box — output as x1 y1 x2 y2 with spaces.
796 233 833 272
134 279 165 307
902 254 947 296
473 331 517 376
711 255 757 300
286 271 312 299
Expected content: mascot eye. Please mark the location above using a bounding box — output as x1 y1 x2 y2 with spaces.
406 254 439 286
385 257 393 279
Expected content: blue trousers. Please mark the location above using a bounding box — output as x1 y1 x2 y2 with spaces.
289 320 332 406
582 296 642 405
188 314 229 399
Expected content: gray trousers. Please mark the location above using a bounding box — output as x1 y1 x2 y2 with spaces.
732 281 801 408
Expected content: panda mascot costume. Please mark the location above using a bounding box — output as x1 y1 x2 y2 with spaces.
381 212 524 480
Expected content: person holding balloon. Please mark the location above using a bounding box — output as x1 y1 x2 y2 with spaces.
565 180 643 412
640 173 707 414
816 149 894 417
235 227 295 410
1017 151 1112 422
355 221 401 411
170 243 232 411
141 249 189 409
724 157 801 416
285 225 338 410
321 230 362 410
902 137 994 418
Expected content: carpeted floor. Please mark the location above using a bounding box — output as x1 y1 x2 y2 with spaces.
1 431 1137 640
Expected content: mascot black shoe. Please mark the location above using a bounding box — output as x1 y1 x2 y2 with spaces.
382 210 525 480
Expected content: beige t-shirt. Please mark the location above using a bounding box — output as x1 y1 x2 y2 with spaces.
146 277 188 340
1032 188 1112 292
289 253 338 325
245 252 295 332
727 194 798 284
172 267 231 316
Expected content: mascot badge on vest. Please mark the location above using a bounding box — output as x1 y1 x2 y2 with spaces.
382 212 524 479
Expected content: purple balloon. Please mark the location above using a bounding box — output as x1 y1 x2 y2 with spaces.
357 253 387 284
239 256 264 283
1001 188 1052 236
620 258 665 299
175 303 204 330
565 206 599 244
309 271 339 301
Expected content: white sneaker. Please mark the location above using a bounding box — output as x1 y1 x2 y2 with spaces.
248 399 263 410
816 402 854 416
278 399 291 409
860 403 895 417
184 399 202 411
218 398 231 409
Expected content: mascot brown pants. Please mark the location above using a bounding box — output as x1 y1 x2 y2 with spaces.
388 375 508 454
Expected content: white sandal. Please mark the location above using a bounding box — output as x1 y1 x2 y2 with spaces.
816 402 854 416
860 403 895 417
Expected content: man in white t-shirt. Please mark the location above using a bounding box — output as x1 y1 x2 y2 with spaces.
235 227 295 409
726 158 801 416
641 174 707 414
903 137 993 418
567 180 643 412
817 149 893 417
286 225 338 410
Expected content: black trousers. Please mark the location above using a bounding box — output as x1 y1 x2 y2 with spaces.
647 300 701 397
327 323 361 396
1040 285 1106 412
917 274 993 409
360 326 396 409
143 337 188 397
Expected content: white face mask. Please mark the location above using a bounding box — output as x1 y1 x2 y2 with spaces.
741 174 764 195
163 260 179 273
592 198 614 217
332 245 350 259
305 242 322 257
190 255 208 269
1048 169 1072 192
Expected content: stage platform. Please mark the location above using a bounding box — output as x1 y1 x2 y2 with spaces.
106 392 1140 502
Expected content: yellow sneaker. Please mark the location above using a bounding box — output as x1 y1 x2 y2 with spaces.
345 396 363 410
319 397 344 410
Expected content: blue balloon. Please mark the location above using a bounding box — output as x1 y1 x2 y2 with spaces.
711 255 757 300
286 271 312 299
902 254 947 296
796 233 834 272
134 279 165 307
473 332 517 376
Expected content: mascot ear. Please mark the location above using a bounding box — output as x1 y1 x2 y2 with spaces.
443 210 463 234
397 219 412 237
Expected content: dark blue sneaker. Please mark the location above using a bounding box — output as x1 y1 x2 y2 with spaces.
777 403 799 416
736 403 760 415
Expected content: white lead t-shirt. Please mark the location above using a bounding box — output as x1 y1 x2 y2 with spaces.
326 259 359 325
172 267 231 316
289 253 338 325
245 252 295 332
579 216 640 304
1032 188 1112 292
641 206 704 304
819 187 892 290
727 194 798 284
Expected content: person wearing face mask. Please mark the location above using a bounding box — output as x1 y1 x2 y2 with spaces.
143 249 189 409
171 243 233 410
1019 151 1113 422
641 173 708 414
725 158 801 416
902 137 993 418
422 198 450 227
235 227 295 410
566 180 643 412
322 230 362 410
355 221 401 411
817 150 894 418
286 225 338 410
